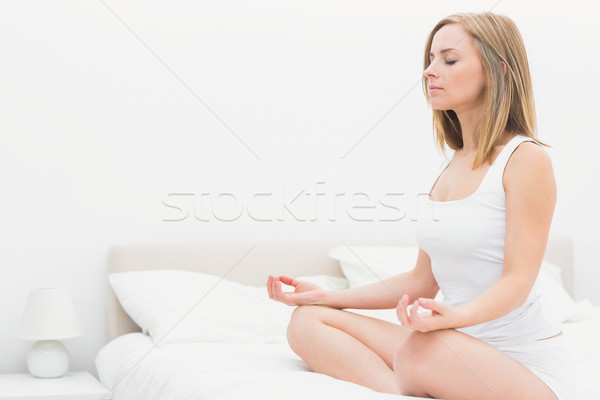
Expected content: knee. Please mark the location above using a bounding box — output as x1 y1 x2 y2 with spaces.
393 331 423 378
393 331 437 394
286 305 322 350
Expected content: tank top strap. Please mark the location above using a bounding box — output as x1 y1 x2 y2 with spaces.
483 135 542 192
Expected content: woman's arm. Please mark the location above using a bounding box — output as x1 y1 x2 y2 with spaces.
319 247 440 310
399 142 556 331
268 247 439 309
453 142 556 327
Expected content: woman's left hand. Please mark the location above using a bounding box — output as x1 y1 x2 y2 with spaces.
396 294 462 332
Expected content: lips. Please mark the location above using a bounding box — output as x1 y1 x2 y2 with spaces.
429 85 442 90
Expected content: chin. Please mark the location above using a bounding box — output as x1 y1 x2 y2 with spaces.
430 103 451 111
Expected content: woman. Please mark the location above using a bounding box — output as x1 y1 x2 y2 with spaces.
266 12 569 400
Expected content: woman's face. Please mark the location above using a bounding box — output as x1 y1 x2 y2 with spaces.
424 24 487 114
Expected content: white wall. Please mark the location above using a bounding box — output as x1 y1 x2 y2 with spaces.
1 0 598 375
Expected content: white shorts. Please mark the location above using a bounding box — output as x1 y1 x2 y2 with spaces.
496 334 572 400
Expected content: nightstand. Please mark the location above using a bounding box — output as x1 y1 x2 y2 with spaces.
0 371 111 400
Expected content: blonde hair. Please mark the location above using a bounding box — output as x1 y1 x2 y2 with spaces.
422 12 549 169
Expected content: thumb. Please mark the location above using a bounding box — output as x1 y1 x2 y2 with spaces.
418 298 448 313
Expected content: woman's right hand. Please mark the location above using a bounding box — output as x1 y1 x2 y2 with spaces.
267 275 328 307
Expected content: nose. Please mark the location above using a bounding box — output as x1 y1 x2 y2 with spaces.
423 60 438 79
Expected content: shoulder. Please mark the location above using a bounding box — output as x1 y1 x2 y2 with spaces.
508 139 551 168
503 139 555 195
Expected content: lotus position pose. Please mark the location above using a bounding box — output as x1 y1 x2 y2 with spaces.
267 11 569 400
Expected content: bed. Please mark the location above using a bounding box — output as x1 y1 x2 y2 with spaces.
96 235 600 400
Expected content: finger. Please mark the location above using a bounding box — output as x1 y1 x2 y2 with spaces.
267 275 274 299
277 280 290 302
273 277 284 301
269 275 277 297
397 295 411 327
395 296 404 318
410 300 419 315
410 300 431 332
417 297 432 309
417 311 439 332
278 276 295 293
277 281 296 305
275 279 292 304
419 298 446 314
409 300 421 323
271 276 282 301
278 275 297 287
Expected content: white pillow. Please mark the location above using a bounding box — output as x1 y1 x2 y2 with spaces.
537 261 592 322
327 245 444 302
327 245 420 288
539 260 564 287
110 270 297 345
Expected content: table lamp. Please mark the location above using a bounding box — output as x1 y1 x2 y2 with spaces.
17 288 84 378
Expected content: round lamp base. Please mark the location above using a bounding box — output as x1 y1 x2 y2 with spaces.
26 340 69 378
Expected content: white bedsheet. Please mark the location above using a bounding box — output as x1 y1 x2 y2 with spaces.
96 312 600 400
96 333 425 400
562 313 600 399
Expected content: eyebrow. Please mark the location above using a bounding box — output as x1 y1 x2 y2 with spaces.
429 48 461 58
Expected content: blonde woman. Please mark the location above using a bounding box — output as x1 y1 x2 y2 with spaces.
267 12 569 400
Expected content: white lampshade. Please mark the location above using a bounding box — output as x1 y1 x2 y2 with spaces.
18 288 84 340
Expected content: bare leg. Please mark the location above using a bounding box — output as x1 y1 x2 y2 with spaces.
286 305 411 394
394 329 560 400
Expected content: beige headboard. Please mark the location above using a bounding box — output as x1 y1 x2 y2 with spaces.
107 234 573 341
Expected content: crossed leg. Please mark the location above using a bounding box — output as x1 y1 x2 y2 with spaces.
394 329 559 399
287 305 559 399
286 304 411 394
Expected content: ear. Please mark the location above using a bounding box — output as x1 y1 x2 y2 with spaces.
502 61 507 76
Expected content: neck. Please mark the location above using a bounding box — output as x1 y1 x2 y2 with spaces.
455 108 480 154
453 99 517 155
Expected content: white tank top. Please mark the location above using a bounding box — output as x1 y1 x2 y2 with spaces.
416 135 562 346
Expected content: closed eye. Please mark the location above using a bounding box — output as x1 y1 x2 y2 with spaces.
446 61 456 65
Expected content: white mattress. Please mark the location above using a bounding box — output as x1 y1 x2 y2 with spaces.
96 311 600 400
